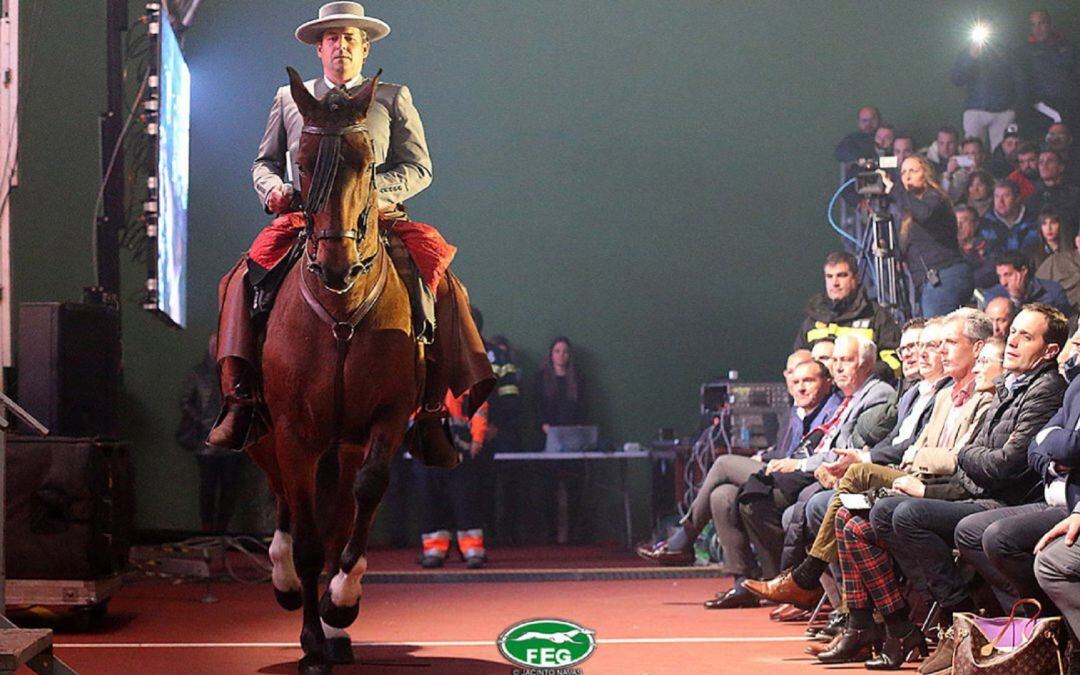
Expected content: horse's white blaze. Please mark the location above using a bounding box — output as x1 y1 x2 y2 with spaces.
329 556 367 607
320 620 349 639
269 530 301 592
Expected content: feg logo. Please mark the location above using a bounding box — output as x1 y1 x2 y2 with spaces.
497 618 596 669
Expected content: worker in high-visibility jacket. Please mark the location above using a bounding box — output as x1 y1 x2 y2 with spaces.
417 391 491 569
794 251 902 378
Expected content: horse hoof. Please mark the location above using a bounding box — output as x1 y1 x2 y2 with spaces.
324 637 355 665
274 588 303 612
319 590 360 629
298 654 332 675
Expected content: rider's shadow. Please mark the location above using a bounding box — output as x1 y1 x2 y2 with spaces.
259 644 511 673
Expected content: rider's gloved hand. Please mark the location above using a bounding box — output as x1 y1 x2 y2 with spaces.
267 185 295 214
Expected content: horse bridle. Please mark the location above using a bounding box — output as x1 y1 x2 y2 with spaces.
300 118 380 276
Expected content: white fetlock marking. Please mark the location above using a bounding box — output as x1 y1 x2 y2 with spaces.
329 556 367 608
269 530 301 592
321 620 350 639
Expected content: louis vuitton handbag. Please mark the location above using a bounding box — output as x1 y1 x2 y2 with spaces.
952 599 1067 675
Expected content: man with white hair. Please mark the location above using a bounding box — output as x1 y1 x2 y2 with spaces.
738 333 896 608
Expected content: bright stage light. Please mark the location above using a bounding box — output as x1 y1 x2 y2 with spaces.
970 22 991 46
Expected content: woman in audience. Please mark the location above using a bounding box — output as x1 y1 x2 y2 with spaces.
883 155 974 317
537 336 587 432
1028 207 1070 269
962 170 994 218
1038 213 1080 316
535 336 589 543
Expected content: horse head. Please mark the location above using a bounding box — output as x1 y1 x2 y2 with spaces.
287 66 381 294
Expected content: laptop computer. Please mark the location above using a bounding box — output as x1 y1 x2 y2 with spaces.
543 425 600 453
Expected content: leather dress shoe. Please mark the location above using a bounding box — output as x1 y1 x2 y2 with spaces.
817 626 884 664
635 542 694 566
805 632 842 657
918 630 955 674
769 603 793 620
742 572 824 610
704 587 761 609
807 610 846 639
775 606 811 622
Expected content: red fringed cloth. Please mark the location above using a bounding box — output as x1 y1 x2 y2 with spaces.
247 212 457 292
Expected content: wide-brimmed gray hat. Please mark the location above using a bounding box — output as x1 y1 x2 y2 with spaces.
295 2 391 45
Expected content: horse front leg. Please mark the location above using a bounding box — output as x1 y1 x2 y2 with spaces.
280 449 328 674
269 498 303 611
319 437 395 633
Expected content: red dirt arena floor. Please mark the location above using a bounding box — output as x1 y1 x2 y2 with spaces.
33 545 918 674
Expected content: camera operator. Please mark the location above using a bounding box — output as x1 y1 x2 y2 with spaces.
879 155 974 316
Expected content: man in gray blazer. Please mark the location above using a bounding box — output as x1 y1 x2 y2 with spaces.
211 3 492 466
252 3 431 214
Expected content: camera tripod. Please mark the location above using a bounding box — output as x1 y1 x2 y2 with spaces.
859 196 913 322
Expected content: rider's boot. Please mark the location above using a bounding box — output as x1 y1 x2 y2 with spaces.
207 356 256 450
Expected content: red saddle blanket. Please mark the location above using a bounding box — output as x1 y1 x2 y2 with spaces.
248 212 457 291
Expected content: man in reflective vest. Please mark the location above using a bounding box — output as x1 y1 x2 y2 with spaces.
794 251 902 378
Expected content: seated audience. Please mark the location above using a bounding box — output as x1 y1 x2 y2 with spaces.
771 320 931 617
737 334 896 609
950 36 1018 153
810 337 835 363
924 125 960 175
865 304 1066 670
981 250 1071 316
835 105 881 162
1039 220 1080 316
944 137 988 203
1027 149 1080 237
1046 122 1080 186
954 333 1080 614
961 170 994 217
874 124 895 157
981 178 1039 256
957 205 998 288
883 155 973 316
1034 507 1080 675
1008 142 1040 202
745 312 989 621
1027 205 1071 268
985 295 1017 339
892 135 916 168
986 125 1021 179
793 251 901 375
638 352 842 612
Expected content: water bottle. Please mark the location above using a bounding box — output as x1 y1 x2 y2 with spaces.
738 418 751 448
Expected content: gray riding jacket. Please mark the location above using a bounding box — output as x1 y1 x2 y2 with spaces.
252 76 432 210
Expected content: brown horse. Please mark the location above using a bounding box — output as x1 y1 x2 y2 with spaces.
247 68 422 674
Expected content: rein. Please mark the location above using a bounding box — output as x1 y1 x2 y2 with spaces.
297 113 388 443
302 121 379 275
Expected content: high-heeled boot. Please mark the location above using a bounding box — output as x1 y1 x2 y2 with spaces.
865 625 929 670
817 625 883 664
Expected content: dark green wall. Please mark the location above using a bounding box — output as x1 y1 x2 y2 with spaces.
13 1 1080 531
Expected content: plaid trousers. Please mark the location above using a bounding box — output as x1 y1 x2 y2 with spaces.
836 507 906 616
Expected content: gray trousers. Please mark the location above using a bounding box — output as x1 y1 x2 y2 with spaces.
683 454 763 578
1035 533 1080 642
955 502 1066 613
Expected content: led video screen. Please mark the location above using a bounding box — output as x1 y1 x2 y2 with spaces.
153 13 189 327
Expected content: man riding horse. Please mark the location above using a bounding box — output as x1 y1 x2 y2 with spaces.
211 1 492 465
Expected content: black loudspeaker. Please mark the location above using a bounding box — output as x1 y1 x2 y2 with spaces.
18 302 121 438
5 436 133 580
